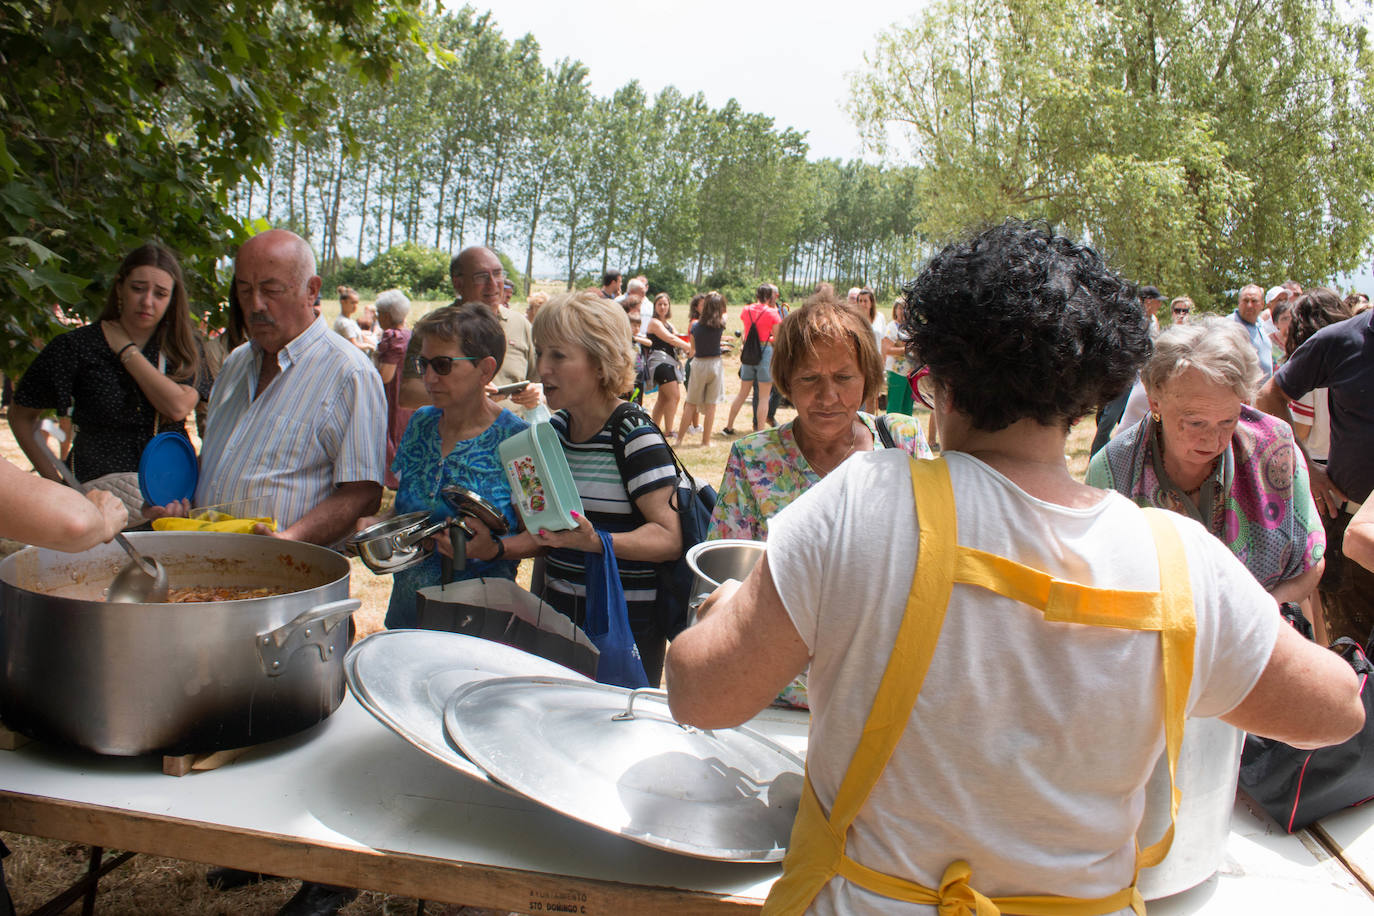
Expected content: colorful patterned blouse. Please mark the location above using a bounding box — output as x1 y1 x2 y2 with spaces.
710 412 933 542
1087 406 1323 590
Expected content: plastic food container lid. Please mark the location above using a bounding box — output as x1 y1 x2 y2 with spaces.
138 432 199 506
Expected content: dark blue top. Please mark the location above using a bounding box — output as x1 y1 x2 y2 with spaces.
1274 310 1374 502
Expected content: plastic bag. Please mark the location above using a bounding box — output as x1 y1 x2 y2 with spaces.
583 530 649 688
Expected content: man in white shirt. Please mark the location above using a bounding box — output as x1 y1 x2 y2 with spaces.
187 228 386 914
183 229 386 546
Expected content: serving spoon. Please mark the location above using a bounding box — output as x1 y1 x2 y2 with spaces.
39 442 170 603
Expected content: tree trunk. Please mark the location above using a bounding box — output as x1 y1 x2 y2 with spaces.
355 158 373 263
286 141 298 227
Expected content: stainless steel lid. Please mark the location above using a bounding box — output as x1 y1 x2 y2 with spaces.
345 630 590 783
443 677 804 861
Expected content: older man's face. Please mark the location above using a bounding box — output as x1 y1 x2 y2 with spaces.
455 249 505 308
234 232 320 354
1237 287 1264 324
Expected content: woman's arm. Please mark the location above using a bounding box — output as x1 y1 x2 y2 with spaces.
455 520 543 563
378 363 398 384
101 322 199 420
648 319 690 351
1269 559 1323 605
667 555 811 728
0 457 126 550
531 487 681 562
1346 499 1374 573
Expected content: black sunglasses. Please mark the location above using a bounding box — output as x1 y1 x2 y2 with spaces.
1173 307 1191 315
411 354 478 376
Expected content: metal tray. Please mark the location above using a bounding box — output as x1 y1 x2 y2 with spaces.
443 677 804 861
344 630 590 783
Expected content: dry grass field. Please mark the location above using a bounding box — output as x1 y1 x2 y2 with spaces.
0 292 1096 914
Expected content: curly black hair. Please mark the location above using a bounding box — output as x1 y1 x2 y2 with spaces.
901 220 1150 431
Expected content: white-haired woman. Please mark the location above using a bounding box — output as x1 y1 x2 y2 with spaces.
374 288 414 488
1088 317 1325 609
465 290 682 682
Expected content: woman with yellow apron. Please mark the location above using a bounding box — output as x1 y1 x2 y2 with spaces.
666 221 1363 915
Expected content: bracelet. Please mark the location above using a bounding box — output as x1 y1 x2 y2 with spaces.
491 537 506 562
117 342 138 361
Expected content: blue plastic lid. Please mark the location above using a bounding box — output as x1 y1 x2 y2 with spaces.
138 432 199 506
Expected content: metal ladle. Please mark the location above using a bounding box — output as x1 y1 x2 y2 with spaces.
40 442 169 603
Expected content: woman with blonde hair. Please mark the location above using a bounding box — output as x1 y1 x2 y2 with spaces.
463 290 683 681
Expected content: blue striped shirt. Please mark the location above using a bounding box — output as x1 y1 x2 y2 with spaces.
196 317 387 530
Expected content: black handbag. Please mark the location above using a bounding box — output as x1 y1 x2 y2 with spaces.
1237 636 1374 832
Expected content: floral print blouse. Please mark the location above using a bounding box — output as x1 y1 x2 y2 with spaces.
710 412 933 541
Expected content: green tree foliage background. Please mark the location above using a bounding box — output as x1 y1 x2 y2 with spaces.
0 0 423 378
225 7 929 306
849 0 1374 310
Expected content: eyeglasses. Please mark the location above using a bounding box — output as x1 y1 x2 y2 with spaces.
411 354 478 376
908 365 937 409
465 268 504 285
1173 308 1191 315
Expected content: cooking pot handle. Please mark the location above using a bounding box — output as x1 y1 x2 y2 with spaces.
398 517 452 550
257 598 361 676
612 687 709 734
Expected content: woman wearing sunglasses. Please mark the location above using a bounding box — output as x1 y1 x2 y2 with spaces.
354 303 528 629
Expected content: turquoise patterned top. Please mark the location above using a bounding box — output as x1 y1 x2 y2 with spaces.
385 406 529 628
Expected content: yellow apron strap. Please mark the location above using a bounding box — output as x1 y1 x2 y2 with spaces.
954 549 1164 629
765 460 1197 916
764 457 958 915
828 457 959 830
1135 508 1195 870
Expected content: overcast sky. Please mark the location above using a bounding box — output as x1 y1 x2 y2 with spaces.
473 0 920 163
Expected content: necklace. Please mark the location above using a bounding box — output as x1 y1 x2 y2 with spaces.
802 421 860 476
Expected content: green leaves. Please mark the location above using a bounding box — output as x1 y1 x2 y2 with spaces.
853 0 1374 306
0 0 424 378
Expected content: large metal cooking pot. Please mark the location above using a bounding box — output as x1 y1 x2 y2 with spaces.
0 531 357 756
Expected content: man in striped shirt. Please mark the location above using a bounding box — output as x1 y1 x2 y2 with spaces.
192 229 386 546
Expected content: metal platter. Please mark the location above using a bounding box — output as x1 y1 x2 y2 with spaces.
443 677 804 862
345 630 590 783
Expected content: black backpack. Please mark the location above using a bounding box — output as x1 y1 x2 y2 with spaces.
607 403 717 639
739 317 763 366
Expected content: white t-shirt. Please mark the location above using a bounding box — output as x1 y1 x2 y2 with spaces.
1114 376 1150 438
883 322 914 376
333 315 362 341
768 450 1278 914
871 313 886 355
1291 388 1330 461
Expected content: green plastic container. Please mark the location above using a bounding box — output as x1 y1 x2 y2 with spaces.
499 421 583 533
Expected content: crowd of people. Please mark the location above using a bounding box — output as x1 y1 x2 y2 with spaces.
2 220 1373 914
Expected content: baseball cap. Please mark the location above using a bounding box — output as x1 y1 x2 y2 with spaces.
1265 285 1288 304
